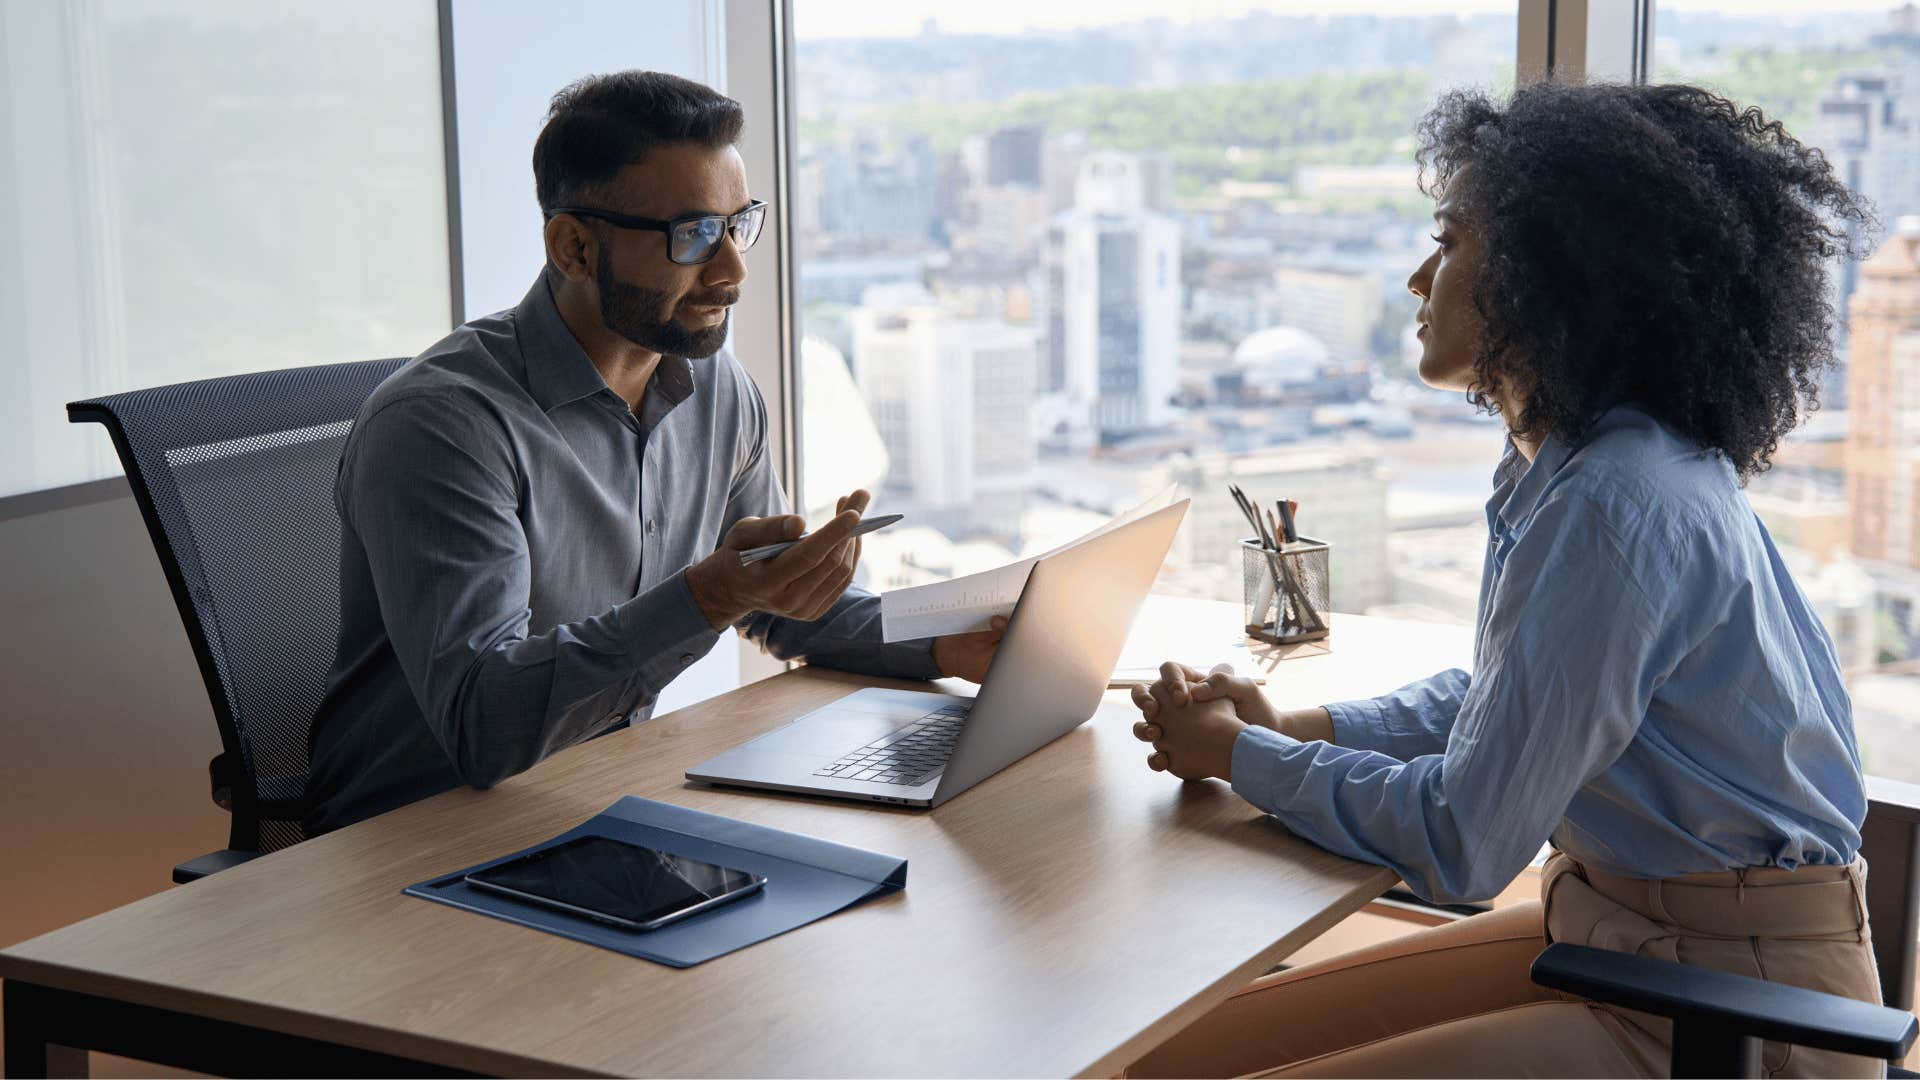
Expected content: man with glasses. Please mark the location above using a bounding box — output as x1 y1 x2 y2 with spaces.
303 71 1003 835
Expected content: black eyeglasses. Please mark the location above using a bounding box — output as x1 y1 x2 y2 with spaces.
545 200 768 265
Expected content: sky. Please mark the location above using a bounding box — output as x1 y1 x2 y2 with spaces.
795 0 1907 40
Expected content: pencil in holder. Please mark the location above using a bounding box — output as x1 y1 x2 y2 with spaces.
1241 537 1331 645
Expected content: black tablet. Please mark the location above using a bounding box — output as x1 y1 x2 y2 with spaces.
465 835 765 931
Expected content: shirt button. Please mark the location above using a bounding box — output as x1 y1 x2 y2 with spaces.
680 653 695 664
646 519 657 536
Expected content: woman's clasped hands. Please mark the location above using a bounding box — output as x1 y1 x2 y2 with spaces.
1130 661 1280 783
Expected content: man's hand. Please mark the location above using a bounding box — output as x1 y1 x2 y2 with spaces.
685 489 873 630
931 616 1008 683
1129 661 1247 781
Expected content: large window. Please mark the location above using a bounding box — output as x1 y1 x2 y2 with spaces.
1655 2 1920 782
0 0 452 499
792 0 1920 784
794 2 1517 624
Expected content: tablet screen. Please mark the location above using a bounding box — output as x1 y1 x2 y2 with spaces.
467 836 760 927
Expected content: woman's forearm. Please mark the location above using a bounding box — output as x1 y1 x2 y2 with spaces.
1278 706 1335 744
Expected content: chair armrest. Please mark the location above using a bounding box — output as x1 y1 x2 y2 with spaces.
172 848 263 884
1531 943 1918 1061
1869 774 1920 825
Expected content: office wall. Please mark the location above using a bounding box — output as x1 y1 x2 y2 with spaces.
0 482 228 949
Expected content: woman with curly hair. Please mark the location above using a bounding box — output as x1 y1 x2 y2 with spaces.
1126 81 1882 1078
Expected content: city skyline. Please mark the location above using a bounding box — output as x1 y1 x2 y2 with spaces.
796 0 1888 42
796 3 1920 779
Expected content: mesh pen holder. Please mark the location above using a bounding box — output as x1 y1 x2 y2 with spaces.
1242 537 1331 645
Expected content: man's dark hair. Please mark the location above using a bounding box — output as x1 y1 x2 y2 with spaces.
532 70 744 212
1416 81 1875 480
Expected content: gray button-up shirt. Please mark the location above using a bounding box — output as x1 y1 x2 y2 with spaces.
304 275 938 834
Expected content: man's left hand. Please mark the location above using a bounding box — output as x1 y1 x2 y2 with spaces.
931 616 1008 683
1130 662 1248 781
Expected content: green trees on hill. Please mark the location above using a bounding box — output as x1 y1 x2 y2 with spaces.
1655 45 1895 141
804 44 1893 199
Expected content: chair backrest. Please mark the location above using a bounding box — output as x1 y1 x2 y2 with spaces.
1862 778 1920 1014
69 358 408 854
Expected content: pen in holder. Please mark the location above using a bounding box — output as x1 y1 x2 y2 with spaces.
1241 536 1331 645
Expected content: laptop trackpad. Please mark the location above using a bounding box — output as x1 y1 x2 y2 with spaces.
751 708 907 755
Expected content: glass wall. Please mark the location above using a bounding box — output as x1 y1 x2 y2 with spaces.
793 1 1517 624
1656 1 1920 783
0 0 451 498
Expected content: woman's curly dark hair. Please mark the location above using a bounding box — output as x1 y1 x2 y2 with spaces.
1415 81 1876 480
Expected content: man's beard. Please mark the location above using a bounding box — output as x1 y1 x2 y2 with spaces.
595 245 733 358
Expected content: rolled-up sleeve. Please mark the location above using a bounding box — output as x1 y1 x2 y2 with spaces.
1322 668 1470 759
342 392 721 788
720 371 942 680
1229 490 1671 903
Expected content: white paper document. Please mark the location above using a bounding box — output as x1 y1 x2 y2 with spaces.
878 487 1179 642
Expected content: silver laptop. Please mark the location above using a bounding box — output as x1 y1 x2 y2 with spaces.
686 499 1189 808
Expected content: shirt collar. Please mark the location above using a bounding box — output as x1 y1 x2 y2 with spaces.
515 274 615 412
1496 430 1574 534
650 352 697 408
1493 402 1658 532
511 274 701 416
638 354 697 430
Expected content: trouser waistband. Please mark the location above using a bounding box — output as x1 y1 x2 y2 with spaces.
1565 855 1868 939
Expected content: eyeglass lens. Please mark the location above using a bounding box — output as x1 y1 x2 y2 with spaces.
669 205 766 264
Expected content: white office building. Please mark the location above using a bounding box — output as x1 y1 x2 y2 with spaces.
851 288 1037 539
1040 152 1182 444
1273 265 1380 370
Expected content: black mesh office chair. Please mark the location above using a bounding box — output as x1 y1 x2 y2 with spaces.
68 358 407 883
1533 778 1920 1077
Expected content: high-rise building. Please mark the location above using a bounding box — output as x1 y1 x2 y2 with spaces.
811 134 940 254
961 182 1052 263
851 288 1037 539
1042 132 1090 214
985 125 1045 188
1040 152 1181 443
1846 221 1920 570
1273 265 1381 368
1810 58 1920 403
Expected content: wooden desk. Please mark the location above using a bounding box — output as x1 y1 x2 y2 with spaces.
2 605 1471 1078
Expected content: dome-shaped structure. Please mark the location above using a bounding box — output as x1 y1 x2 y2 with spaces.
1233 325 1329 390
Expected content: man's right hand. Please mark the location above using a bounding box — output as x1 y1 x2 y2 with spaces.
684 503 866 630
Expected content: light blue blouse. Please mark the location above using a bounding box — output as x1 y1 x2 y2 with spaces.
1229 406 1866 903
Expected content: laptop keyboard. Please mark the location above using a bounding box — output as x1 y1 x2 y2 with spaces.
812 701 973 786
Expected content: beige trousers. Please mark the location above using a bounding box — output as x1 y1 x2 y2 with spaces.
1129 853 1885 1078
